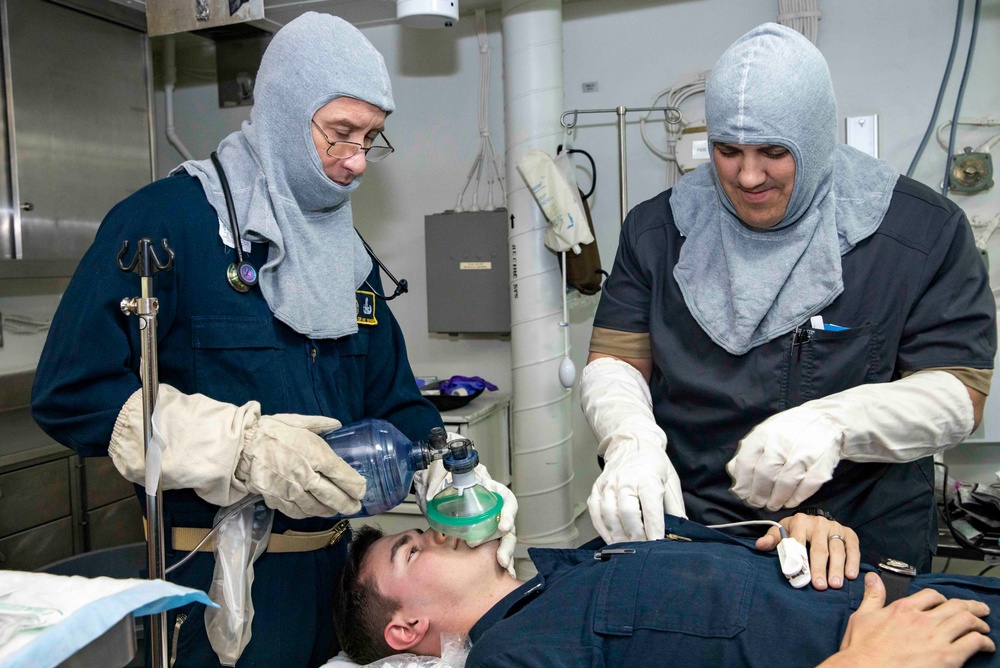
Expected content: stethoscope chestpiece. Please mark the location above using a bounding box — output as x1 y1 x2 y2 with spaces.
227 261 258 293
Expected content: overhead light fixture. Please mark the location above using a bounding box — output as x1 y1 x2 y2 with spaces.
396 0 458 28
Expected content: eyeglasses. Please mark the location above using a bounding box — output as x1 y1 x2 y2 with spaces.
311 120 395 162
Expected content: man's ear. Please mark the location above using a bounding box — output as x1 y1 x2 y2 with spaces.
384 613 430 652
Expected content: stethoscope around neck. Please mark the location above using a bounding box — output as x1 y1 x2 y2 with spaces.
210 151 408 300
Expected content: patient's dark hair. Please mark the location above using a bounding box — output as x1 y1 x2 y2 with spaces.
332 525 402 665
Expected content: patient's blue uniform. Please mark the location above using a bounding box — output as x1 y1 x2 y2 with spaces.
467 516 1000 667
31 174 443 667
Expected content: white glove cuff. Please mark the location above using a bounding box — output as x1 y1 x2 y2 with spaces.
829 370 975 463
581 356 666 459
581 357 653 405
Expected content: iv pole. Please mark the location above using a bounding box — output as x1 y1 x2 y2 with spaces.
560 105 681 225
117 237 175 668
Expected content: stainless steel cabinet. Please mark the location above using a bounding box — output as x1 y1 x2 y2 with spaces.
0 457 75 570
0 0 153 276
0 392 144 570
81 455 144 551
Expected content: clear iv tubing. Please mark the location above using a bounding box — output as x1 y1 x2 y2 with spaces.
707 519 789 539
164 493 266 576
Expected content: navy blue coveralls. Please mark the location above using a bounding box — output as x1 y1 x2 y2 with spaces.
31 174 443 667
592 176 996 573
467 516 1000 668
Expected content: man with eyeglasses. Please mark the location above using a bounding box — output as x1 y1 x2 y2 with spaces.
31 12 516 668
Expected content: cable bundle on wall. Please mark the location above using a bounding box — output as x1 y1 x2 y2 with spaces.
639 70 709 188
455 9 506 212
938 0 983 197
906 0 985 199
777 0 821 45
935 119 1000 156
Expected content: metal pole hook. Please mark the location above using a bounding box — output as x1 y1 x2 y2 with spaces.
117 238 175 277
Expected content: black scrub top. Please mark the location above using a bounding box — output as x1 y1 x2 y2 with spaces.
593 175 996 571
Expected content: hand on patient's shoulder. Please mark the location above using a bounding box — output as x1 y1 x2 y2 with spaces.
755 513 859 590
819 572 994 668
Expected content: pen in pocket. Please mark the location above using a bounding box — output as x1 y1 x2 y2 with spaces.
810 315 850 332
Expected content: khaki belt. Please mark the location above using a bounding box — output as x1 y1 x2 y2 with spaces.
144 518 350 554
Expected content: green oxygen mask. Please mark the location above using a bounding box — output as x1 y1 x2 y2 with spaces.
424 437 504 543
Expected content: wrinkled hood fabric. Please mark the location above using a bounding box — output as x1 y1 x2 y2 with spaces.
175 12 395 338
670 23 897 355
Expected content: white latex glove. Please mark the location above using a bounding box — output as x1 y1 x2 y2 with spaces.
728 370 975 511
414 435 518 577
110 384 366 519
581 357 686 544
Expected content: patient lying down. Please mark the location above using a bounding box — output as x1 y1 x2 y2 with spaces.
333 514 998 668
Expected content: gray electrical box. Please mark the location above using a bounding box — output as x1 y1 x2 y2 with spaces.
425 210 510 334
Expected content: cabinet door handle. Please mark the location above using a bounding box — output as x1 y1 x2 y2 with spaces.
20 202 33 212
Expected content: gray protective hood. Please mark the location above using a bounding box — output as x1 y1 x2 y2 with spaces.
175 12 394 339
670 23 898 355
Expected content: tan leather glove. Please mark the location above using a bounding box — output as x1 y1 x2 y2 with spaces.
110 384 365 518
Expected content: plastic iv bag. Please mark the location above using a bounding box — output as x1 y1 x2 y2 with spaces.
205 496 274 666
517 149 594 254
147 409 168 496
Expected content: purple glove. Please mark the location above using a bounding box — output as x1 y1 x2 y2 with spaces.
439 376 498 396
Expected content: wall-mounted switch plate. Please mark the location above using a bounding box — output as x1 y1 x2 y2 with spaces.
846 114 878 158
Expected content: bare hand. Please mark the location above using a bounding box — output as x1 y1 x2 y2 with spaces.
821 572 994 668
755 512 860 590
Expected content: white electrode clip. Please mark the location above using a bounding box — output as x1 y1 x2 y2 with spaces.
776 534 812 589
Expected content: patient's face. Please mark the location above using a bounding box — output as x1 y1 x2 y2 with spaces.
362 528 505 610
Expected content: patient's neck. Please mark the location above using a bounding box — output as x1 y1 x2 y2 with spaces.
458 573 523 635
424 574 523 657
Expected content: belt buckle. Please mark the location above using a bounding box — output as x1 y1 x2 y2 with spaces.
878 558 917 577
877 558 916 604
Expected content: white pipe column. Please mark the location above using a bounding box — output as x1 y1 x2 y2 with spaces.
501 0 577 546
